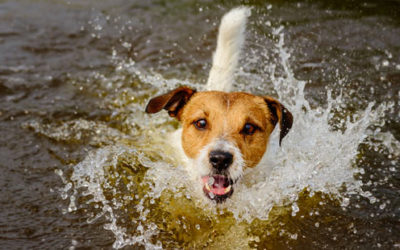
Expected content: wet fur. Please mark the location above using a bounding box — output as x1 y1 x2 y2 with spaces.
145 7 293 202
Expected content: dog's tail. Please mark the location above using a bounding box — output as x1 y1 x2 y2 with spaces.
206 7 251 92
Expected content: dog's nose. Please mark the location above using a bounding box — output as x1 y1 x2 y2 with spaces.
209 150 233 170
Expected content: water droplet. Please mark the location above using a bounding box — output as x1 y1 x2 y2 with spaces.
342 197 350 207
291 202 299 216
382 60 389 67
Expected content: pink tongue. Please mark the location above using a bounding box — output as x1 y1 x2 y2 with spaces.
202 176 229 195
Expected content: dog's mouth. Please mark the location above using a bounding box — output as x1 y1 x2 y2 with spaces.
201 175 233 202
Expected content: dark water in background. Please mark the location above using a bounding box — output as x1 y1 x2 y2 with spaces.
0 0 399 249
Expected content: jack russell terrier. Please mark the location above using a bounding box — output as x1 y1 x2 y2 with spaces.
145 7 293 203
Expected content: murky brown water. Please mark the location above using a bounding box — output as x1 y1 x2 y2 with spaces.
1 0 399 249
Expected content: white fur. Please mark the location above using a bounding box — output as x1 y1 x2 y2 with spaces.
192 139 244 182
169 129 244 198
206 7 251 92
168 7 252 200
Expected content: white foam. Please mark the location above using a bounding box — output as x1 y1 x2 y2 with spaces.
56 25 398 248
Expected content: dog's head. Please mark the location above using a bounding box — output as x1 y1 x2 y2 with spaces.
146 87 293 203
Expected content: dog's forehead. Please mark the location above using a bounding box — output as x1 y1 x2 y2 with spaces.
186 91 266 110
181 91 270 128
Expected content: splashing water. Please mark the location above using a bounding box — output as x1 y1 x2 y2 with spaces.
57 25 397 248
225 28 393 221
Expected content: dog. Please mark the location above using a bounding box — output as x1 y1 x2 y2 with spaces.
145 7 293 203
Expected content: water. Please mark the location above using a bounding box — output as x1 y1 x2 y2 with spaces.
1 0 399 249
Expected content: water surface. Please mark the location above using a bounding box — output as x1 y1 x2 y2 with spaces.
0 0 399 249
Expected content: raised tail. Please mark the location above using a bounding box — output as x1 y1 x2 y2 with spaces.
206 7 251 92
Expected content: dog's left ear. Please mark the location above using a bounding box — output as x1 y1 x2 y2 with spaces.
145 86 196 120
264 96 293 146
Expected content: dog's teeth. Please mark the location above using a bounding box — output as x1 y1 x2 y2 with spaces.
205 183 211 191
224 185 231 194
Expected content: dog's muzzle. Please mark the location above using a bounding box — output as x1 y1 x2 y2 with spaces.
202 150 234 202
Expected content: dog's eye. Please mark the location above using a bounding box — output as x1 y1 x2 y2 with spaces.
241 123 257 135
193 119 207 130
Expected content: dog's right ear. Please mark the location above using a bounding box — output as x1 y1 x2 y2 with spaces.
145 86 196 120
264 96 293 146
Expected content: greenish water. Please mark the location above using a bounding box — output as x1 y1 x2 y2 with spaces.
0 0 399 249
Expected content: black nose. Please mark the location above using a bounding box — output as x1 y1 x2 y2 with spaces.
209 150 233 170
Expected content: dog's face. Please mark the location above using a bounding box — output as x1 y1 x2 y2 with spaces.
146 87 293 203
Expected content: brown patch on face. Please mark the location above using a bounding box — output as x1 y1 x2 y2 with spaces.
180 91 278 168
